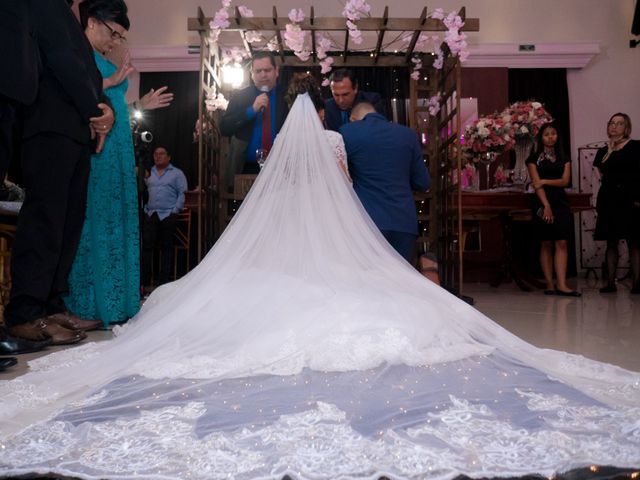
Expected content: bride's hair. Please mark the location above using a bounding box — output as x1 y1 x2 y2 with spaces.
285 73 324 112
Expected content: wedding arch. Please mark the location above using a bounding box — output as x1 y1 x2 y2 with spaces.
187 2 479 294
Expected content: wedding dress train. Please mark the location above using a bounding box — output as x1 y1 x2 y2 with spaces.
1 94 638 480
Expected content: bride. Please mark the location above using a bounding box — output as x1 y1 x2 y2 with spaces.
1 76 639 480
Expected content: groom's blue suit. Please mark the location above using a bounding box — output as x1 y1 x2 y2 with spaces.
340 113 431 260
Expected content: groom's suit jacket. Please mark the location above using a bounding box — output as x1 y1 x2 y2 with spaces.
340 113 431 235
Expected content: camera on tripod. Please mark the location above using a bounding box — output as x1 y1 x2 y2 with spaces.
130 116 154 177
131 117 153 147
139 130 153 143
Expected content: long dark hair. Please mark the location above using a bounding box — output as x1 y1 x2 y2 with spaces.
532 122 566 163
79 0 130 30
285 73 324 112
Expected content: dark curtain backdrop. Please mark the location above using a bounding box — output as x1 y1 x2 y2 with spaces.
461 67 509 116
508 68 571 158
279 66 410 125
508 68 576 278
139 72 199 187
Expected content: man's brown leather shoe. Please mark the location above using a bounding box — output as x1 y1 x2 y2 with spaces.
47 312 103 332
8 319 85 345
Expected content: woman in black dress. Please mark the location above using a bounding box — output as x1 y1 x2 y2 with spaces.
526 123 580 296
593 112 640 294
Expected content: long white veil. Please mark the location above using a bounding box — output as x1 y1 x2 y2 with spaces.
1 94 638 479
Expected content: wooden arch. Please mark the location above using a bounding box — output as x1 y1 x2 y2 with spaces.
187 6 479 295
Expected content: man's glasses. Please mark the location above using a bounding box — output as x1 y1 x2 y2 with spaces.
101 20 126 42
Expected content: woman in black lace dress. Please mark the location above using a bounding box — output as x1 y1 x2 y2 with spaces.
593 113 640 294
526 123 579 296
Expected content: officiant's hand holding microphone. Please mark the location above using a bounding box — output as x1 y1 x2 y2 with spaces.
252 86 270 113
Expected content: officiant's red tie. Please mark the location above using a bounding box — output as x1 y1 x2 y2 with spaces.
261 98 272 152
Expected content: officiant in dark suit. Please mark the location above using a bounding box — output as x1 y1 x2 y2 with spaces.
4 0 113 345
219 51 288 184
340 102 430 263
324 68 386 132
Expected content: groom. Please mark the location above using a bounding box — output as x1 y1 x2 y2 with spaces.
340 102 431 263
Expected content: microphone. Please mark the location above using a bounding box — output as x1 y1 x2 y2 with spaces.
259 85 270 112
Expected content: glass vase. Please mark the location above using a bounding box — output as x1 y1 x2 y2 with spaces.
478 151 497 190
513 139 533 188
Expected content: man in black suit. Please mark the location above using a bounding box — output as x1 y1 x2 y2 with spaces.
324 68 387 132
4 0 113 345
219 51 288 185
0 0 39 180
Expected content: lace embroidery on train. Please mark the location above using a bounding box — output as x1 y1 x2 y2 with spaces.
2 395 638 479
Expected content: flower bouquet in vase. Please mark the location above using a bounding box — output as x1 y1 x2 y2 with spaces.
461 163 478 191
502 101 553 187
462 114 514 190
493 164 508 187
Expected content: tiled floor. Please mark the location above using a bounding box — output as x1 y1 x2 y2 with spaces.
3 277 640 380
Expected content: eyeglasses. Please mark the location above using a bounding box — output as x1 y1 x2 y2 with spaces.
608 121 625 127
101 20 126 42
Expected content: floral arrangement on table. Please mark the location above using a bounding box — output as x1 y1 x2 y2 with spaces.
460 163 478 190
501 101 553 142
462 114 515 155
493 164 508 186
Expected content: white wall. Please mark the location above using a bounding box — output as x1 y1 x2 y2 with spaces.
126 0 640 156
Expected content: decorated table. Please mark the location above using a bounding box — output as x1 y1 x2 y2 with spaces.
459 190 592 290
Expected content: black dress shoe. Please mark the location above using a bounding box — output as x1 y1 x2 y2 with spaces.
599 285 617 293
555 289 582 297
0 331 51 355
0 357 18 372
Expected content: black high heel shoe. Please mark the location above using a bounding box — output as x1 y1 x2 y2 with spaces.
555 289 582 297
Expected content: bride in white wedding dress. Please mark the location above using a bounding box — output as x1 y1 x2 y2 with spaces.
1 79 639 480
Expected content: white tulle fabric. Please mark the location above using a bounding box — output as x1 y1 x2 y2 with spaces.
1 94 639 479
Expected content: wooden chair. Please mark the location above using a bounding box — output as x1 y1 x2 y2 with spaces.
0 223 17 307
173 209 192 279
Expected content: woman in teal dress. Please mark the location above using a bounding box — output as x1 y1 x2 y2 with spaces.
65 0 172 326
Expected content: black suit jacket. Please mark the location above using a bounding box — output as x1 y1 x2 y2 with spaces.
219 85 288 141
0 0 39 105
324 90 387 132
22 0 104 144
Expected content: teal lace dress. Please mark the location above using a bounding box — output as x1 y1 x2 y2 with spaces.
64 52 140 325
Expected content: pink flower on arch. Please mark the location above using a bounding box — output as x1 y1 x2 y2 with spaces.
288 8 305 23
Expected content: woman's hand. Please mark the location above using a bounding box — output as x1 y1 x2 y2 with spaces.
103 52 134 90
139 86 174 111
542 205 554 224
532 179 546 190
